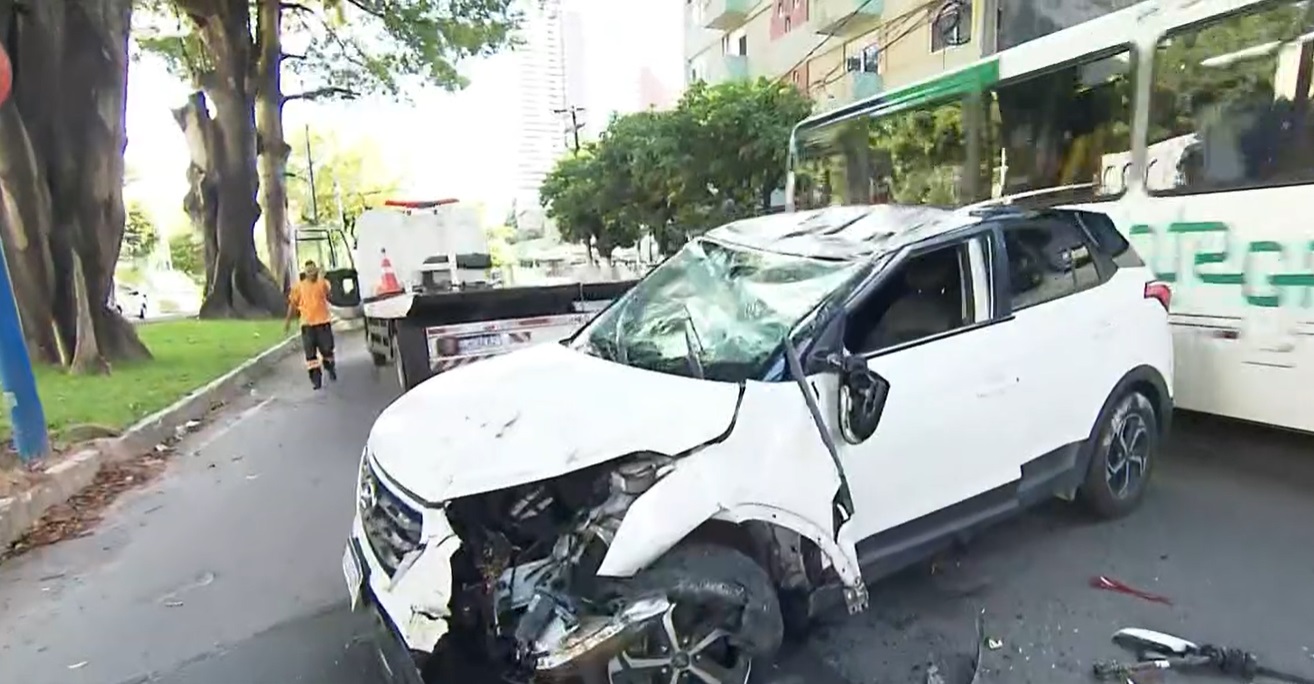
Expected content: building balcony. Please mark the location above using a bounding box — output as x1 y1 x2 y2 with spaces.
702 0 752 30
705 54 750 84
815 70 882 111
813 0 883 38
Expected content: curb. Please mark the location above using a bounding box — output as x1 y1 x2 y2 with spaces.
0 335 299 554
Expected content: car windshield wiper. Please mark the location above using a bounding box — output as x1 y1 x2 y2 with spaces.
681 304 705 380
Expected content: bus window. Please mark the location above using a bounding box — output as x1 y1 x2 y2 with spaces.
794 95 1005 210
1148 0 1314 193
986 48 1134 203
794 115 898 209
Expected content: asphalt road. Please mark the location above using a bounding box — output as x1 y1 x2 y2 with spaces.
1 339 1312 684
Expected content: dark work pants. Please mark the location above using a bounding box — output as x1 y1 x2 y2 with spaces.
301 323 336 388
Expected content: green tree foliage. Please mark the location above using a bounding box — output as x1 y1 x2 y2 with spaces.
122 202 160 261
285 129 400 232
539 150 613 254
539 78 813 257
168 232 206 283
135 0 520 98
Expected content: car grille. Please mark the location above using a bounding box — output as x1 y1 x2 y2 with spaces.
360 459 423 576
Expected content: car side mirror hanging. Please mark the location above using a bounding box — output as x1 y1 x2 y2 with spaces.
833 352 890 444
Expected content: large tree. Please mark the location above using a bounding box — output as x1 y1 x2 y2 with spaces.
540 78 812 257
0 0 149 372
138 0 519 317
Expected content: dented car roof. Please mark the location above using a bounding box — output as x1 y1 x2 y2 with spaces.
705 205 972 261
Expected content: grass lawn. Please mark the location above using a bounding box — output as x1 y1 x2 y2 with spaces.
1 319 288 444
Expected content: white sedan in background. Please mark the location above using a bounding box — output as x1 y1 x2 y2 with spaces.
112 285 148 319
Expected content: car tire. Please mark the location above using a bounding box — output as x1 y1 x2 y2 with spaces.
370 351 388 367
595 544 783 684
1078 390 1159 520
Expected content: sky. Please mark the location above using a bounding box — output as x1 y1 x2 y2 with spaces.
124 0 683 228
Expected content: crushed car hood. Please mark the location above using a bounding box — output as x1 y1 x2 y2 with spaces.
367 343 742 503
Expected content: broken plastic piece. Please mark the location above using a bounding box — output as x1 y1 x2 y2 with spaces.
534 595 671 674
1090 575 1173 605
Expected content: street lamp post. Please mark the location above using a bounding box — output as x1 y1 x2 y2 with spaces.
0 44 50 462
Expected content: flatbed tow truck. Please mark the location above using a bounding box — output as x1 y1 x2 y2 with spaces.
354 199 637 390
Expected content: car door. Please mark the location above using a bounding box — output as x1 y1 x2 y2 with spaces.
996 216 1109 469
815 232 1029 574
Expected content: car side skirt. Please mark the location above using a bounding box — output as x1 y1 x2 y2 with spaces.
852 440 1086 584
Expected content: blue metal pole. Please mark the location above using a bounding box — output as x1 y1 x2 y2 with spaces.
0 233 48 461
0 44 49 462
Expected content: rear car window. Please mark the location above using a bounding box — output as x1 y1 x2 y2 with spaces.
1075 212 1144 269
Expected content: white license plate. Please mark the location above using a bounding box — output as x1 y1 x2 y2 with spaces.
457 333 504 353
343 544 363 610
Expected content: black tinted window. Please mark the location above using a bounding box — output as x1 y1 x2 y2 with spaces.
1075 211 1144 268
1148 1 1314 193
1003 220 1099 310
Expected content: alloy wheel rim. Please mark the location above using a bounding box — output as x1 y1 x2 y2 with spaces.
1106 412 1150 498
607 603 752 684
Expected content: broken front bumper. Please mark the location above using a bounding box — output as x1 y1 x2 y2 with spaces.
354 542 426 684
347 484 461 655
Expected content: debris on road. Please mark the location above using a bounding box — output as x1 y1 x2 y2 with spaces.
1090 575 1173 605
2 453 169 561
987 638 1003 650
67 661 88 670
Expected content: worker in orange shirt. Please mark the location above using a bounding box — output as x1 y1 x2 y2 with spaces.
284 260 337 389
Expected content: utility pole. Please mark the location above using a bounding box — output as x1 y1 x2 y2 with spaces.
0 44 48 462
553 105 586 154
304 124 319 224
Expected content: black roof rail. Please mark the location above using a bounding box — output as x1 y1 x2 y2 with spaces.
967 204 1037 220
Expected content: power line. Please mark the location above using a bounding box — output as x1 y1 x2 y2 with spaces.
777 0 940 86
813 1 939 93
554 105 586 154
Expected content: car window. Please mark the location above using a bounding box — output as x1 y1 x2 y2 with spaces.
1074 211 1145 269
1003 219 1099 310
844 240 978 354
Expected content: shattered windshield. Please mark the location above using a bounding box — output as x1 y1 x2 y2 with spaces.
573 237 863 381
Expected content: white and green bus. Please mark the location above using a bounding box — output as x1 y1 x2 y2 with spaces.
787 0 1314 433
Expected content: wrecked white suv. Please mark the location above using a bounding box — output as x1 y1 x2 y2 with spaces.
343 204 1174 684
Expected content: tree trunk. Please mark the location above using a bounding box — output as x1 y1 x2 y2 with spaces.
0 0 149 371
255 0 292 294
181 0 283 319
172 92 219 294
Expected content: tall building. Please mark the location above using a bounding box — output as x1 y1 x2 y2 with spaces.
561 0 589 143
683 0 995 111
514 0 568 228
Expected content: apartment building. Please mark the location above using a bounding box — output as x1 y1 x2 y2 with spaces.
683 0 996 110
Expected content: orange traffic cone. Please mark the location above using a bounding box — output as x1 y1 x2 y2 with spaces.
375 249 403 296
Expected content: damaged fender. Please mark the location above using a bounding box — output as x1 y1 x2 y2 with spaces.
357 501 463 653
596 380 864 594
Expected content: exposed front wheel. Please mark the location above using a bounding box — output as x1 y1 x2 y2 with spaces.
1079 390 1159 519
602 545 782 684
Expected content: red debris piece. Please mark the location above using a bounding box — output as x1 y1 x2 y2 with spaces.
1090 575 1173 605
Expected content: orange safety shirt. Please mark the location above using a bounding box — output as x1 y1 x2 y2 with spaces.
290 278 332 327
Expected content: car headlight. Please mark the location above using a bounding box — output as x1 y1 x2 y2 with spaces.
356 449 377 515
